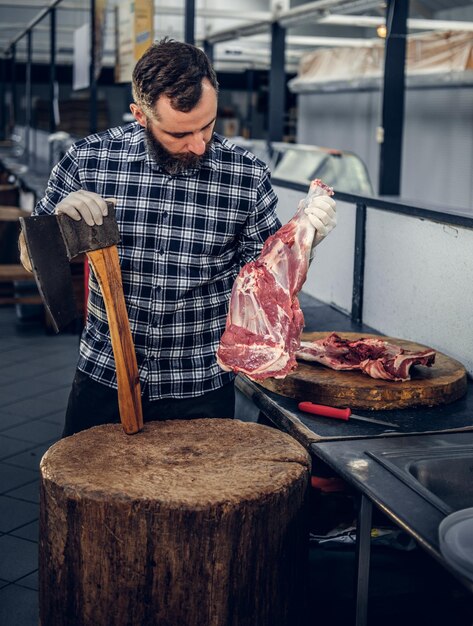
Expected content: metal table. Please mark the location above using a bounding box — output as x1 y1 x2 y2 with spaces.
236 375 473 625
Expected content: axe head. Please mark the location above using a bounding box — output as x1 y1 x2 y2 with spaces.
19 202 121 333
19 214 78 333
57 202 120 260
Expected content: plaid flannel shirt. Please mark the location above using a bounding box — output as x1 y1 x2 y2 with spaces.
35 123 280 399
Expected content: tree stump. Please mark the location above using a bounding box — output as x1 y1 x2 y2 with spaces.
39 419 311 626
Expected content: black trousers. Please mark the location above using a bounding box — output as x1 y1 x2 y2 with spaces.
63 369 235 437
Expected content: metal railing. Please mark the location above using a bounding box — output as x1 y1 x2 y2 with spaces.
272 177 473 325
0 0 97 155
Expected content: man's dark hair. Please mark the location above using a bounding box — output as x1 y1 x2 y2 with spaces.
132 38 218 116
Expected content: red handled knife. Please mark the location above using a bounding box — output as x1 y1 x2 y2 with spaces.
298 402 398 428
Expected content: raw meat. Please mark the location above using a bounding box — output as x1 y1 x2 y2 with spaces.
296 332 436 382
217 179 334 381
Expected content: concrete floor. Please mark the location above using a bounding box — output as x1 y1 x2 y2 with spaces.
0 305 77 625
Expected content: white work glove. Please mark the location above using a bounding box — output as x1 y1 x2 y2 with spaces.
304 194 337 248
55 190 116 227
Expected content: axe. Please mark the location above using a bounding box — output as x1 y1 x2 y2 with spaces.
19 203 144 435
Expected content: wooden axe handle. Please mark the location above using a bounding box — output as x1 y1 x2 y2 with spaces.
87 246 143 435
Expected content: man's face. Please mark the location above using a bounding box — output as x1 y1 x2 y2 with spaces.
130 79 218 174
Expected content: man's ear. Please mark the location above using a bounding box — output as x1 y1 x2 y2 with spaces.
130 103 147 128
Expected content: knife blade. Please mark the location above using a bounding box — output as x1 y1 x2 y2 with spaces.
298 401 398 428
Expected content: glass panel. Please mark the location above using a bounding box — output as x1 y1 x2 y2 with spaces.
315 154 373 195
273 149 327 184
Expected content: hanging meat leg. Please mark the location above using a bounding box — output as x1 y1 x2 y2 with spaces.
217 179 333 381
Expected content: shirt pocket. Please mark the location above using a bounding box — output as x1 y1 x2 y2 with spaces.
185 195 249 257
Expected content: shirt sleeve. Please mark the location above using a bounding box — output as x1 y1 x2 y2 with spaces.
34 144 82 215
236 165 281 267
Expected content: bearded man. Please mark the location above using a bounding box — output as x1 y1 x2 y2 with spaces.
19 38 336 436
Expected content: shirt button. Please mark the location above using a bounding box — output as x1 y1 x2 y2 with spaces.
159 248 164 255
152 321 158 328
155 285 161 293
162 211 168 219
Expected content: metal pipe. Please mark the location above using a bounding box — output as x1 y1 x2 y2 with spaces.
351 202 367 325
0 56 5 141
25 30 32 163
268 21 286 143
378 0 408 196
49 8 56 166
245 68 254 139
90 0 97 134
203 39 213 64
10 44 16 133
184 0 195 46
354 495 373 626
272 178 473 230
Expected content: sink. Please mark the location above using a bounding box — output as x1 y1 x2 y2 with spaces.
368 445 473 515
408 455 473 511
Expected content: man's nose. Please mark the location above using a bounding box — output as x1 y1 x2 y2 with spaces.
188 133 206 155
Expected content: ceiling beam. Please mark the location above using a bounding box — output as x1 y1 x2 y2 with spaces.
0 0 270 20
3 0 473 62
205 0 353 44
220 34 380 48
326 0 384 15
206 2 473 47
276 0 380 28
205 20 271 45
0 0 88 11
320 14 473 32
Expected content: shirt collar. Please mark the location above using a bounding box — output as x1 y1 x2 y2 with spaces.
126 122 218 173
126 122 148 162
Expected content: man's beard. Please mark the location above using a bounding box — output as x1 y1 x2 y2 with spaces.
145 126 212 175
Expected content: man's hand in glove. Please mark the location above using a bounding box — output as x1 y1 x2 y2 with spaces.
304 194 337 248
55 190 116 226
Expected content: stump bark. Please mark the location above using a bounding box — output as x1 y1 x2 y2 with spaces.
39 419 311 626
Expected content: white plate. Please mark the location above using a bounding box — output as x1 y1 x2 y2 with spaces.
439 507 473 581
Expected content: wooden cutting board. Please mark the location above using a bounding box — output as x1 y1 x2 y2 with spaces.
259 332 468 410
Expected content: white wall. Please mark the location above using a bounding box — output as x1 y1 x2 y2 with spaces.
402 88 473 210
363 210 473 377
274 184 473 378
297 91 381 196
296 85 473 210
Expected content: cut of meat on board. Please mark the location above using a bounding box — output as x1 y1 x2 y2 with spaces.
259 332 466 410
217 179 334 381
296 332 436 382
